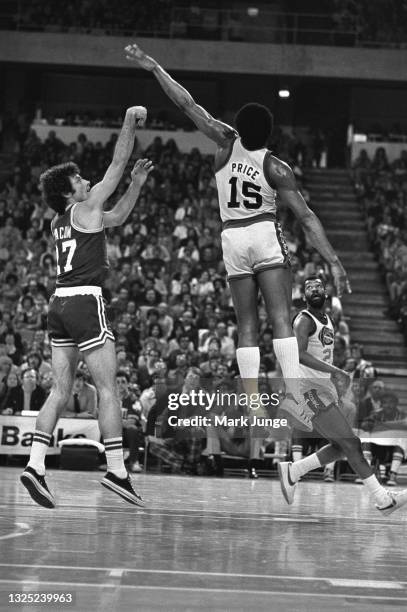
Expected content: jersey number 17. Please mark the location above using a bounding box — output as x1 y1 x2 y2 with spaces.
55 239 77 275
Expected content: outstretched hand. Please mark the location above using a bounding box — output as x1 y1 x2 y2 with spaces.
331 261 352 298
125 43 158 71
131 158 154 186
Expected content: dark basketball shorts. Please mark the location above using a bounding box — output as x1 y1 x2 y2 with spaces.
48 286 114 352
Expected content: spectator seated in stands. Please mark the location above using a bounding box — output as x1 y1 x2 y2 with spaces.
116 370 145 473
202 382 267 479
0 371 22 415
147 367 205 474
360 392 407 486
61 372 97 419
357 379 385 426
1 367 47 414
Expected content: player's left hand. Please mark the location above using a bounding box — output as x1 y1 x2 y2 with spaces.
331 261 351 298
125 43 158 71
332 368 351 390
131 158 154 186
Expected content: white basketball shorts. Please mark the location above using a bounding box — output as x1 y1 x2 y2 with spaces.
221 214 290 280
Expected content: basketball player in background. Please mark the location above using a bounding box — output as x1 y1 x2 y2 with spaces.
125 43 350 432
278 276 407 515
21 106 153 509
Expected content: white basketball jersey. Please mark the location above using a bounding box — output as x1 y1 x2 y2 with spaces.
215 138 277 222
298 310 335 379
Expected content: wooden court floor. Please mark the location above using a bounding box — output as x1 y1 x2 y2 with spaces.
1 466 407 612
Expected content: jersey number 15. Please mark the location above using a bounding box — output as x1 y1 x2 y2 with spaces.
55 239 77 275
227 177 263 210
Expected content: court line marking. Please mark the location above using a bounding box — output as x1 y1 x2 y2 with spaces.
0 580 406 600
7 502 406 524
109 569 124 578
0 522 32 541
328 579 404 589
0 564 405 588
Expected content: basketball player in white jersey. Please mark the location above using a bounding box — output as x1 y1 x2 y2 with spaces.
125 43 351 432
278 276 407 515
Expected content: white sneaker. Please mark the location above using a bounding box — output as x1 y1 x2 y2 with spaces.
376 489 407 516
280 397 313 432
278 461 297 505
324 468 335 482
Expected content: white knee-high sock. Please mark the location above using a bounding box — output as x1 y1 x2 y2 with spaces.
236 346 260 379
236 346 261 409
28 430 52 475
104 437 127 479
272 337 300 380
291 444 303 462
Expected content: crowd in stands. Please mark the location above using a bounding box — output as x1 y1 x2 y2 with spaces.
33 111 180 132
2 0 406 47
0 125 405 481
332 0 407 47
352 147 407 344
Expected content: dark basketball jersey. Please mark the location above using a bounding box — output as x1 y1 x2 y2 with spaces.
51 203 109 288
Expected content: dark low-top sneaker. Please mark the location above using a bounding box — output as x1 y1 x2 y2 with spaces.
101 472 145 507
20 466 56 509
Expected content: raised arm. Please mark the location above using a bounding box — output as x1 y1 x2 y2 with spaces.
104 158 154 228
267 156 351 297
87 105 147 210
125 43 236 147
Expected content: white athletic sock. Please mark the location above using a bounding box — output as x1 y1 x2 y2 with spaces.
290 453 321 482
272 337 300 380
236 346 260 379
104 437 127 479
390 452 403 475
362 474 390 508
236 346 260 404
27 430 52 476
291 444 303 462
273 337 303 403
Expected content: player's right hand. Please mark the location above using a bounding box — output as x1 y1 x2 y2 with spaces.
126 105 147 127
125 43 158 71
331 260 351 298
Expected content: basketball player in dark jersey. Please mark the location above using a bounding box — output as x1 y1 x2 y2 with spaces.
125 43 351 433
21 106 153 508
278 276 407 515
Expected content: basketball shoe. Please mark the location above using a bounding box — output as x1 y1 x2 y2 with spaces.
20 466 56 509
101 472 144 506
376 490 407 516
277 461 297 505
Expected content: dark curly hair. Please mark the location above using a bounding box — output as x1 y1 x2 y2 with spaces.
235 103 273 150
39 162 80 215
